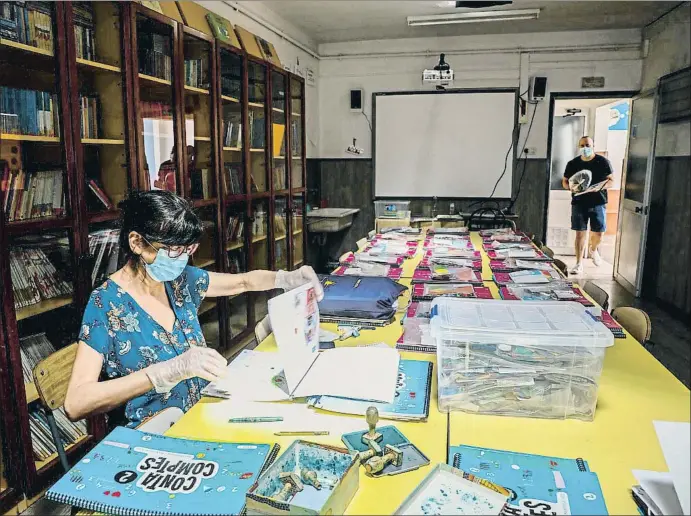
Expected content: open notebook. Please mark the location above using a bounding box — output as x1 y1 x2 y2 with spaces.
204 284 399 403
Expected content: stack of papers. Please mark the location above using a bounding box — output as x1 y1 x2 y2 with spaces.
203 284 400 405
632 421 690 515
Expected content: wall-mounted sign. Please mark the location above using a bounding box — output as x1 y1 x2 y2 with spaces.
306 66 316 87
582 76 606 89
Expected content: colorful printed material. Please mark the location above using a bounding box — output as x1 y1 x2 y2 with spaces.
412 283 493 301
449 445 608 515
331 264 403 280
307 359 433 421
46 427 276 516
413 267 483 284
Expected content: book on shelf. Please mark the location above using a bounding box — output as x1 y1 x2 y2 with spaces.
138 31 171 81
221 162 243 196
89 228 120 287
138 100 172 119
10 238 73 311
273 164 286 190
290 118 301 155
79 94 99 139
223 113 242 148
252 208 266 237
0 1 54 52
190 167 212 200
274 213 286 236
184 57 207 89
1 162 65 221
226 215 245 244
1 87 60 137
72 2 95 60
248 110 266 148
86 178 113 210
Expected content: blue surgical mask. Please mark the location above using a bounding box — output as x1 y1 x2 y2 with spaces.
144 249 189 282
580 147 594 158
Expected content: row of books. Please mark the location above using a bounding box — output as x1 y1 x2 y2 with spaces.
0 1 53 53
79 94 99 139
0 87 60 137
1 166 65 221
221 75 241 100
249 110 266 149
221 163 243 196
273 164 286 191
138 32 171 81
89 228 120 287
290 118 301 155
227 253 245 274
190 167 213 200
226 215 244 244
184 58 207 90
10 244 73 310
73 2 95 61
29 407 87 461
252 208 267 237
223 114 242 148
86 178 113 210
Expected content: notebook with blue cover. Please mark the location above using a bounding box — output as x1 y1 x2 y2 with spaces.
449 445 608 515
306 359 433 421
317 274 407 324
46 427 279 516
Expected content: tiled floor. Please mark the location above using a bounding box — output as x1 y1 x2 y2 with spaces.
558 254 691 388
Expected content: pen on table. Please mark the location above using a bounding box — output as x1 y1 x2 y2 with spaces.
228 417 284 423
274 431 330 436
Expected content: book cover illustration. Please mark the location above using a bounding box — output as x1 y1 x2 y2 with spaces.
412 283 493 301
307 359 433 421
493 270 564 286
449 445 608 515
46 427 274 516
500 285 592 306
412 266 483 284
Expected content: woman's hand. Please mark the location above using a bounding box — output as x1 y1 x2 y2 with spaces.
146 346 228 393
275 266 324 300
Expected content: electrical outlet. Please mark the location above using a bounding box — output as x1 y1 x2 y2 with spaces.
523 147 537 156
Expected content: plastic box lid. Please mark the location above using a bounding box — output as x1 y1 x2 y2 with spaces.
430 298 614 348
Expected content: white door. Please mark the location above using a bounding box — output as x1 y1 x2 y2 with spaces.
614 90 658 295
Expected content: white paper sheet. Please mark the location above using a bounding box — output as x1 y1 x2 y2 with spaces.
201 350 290 401
654 421 690 515
292 347 400 403
268 283 320 393
633 470 683 516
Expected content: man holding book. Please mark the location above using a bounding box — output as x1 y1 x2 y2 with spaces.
562 136 614 275
65 190 323 428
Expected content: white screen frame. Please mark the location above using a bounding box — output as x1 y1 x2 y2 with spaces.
372 89 519 199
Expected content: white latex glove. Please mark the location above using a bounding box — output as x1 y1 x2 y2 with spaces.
275 265 324 301
145 346 228 394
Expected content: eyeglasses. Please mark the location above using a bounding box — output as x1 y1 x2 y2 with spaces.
142 236 198 258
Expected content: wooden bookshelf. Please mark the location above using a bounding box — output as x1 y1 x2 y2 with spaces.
34 434 91 473
0 38 53 57
76 58 121 73
81 138 125 145
0 2 309 504
16 295 74 322
0 133 60 143
293 229 303 235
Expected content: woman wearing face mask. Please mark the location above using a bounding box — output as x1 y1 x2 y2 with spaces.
64 190 324 427
561 136 614 275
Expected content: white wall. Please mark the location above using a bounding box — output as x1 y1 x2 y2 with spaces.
641 2 691 90
199 1 321 157
317 29 643 159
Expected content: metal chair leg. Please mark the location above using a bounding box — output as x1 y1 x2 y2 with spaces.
45 409 70 473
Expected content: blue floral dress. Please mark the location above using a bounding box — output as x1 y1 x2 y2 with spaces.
79 266 210 428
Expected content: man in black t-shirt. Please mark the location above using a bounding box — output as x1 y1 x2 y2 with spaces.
561 136 614 275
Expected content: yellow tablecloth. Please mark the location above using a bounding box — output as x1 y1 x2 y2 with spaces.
167 230 690 515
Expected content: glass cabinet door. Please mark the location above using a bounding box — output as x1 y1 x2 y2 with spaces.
220 47 244 201
251 199 270 271
192 205 221 349
291 195 305 269
248 60 268 193
73 2 130 219
134 11 178 192
271 70 287 193
289 77 304 189
274 197 288 270
183 31 215 203
225 204 249 341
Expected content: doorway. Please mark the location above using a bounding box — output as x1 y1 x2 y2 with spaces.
545 94 634 280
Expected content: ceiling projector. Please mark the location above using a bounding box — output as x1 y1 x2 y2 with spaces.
423 53 454 86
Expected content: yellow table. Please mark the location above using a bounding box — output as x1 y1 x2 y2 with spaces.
167 230 690 515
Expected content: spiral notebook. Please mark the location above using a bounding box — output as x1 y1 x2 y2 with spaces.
449 445 608 515
46 427 278 516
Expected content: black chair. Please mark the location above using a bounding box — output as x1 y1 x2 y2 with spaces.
582 281 610 311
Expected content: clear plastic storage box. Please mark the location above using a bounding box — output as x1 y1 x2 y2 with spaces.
430 298 614 421
375 200 410 218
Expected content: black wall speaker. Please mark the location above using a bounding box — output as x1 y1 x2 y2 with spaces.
530 76 547 101
350 89 363 111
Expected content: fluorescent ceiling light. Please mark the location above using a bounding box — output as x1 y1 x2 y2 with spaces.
408 9 540 26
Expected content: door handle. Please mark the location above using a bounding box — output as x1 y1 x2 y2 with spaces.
635 206 643 214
